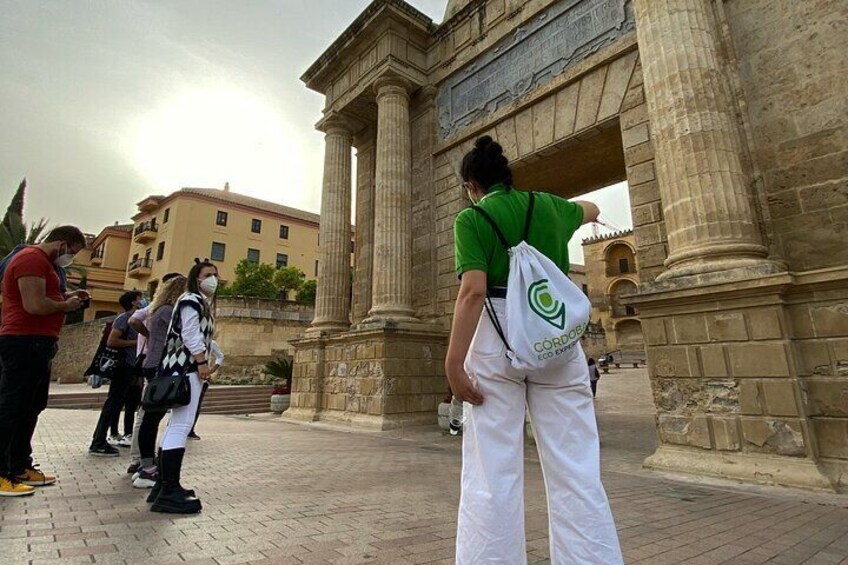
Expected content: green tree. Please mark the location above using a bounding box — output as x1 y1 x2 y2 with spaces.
296 279 317 305
273 266 305 300
0 179 49 256
219 259 278 299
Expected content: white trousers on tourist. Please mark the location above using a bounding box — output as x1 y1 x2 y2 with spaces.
160 372 203 451
456 298 623 565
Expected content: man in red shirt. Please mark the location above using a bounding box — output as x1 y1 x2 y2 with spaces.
0 226 88 496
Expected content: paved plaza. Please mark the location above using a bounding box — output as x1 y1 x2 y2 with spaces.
2 370 848 565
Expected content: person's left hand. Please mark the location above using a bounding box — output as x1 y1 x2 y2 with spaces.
68 289 91 300
209 362 220 375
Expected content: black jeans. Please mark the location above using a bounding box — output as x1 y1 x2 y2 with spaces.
0 335 58 477
110 381 142 437
137 367 165 461
90 364 133 448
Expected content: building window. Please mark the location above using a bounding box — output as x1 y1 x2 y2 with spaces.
156 242 165 261
163 208 170 223
251 219 262 233
211 242 226 262
276 253 288 268
619 258 630 274
279 225 289 239
314 260 319 277
247 248 260 263
216 210 228 226
132 253 139 262
350 240 355 253
625 305 637 317
144 248 152 261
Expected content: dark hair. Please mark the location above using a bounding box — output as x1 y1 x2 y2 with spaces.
460 135 513 190
119 290 142 311
162 272 182 282
187 259 217 295
588 358 595 364
45 225 87 249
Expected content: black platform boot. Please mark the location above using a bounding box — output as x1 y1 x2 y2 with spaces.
146 448 163 503
150 448 201 514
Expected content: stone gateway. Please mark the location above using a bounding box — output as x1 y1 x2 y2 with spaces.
289 0 848 492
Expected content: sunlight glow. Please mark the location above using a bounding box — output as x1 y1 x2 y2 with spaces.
130 87 313 206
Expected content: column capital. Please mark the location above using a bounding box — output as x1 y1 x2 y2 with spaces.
373 75 414 100
316 113 355 138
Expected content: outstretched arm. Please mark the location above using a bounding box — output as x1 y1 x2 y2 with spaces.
574 200 600 224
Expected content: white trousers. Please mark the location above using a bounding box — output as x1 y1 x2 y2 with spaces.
456 299 623 565
160 372 203 451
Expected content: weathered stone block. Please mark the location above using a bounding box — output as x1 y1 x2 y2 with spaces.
627 160 655 185
707 313 749 342
672 315 709 344
728 343 791 377
711 417 741 451
657 415 711 449
739 380 763 415
813 419 848 459
741 418 806 457
810 303 848 337
622 122 650 149
761 380 799 417
795 339 832 377
700 345 728 377
650 346 699 378
747 308 784 340
642 318 667 346
807 379 848 417
652 378 737 415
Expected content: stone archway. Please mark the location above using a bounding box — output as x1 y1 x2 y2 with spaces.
294 0 848 491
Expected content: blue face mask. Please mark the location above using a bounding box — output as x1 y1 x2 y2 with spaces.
140 298 150 309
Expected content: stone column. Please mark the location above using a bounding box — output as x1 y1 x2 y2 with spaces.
352 132 376 325
307 116 352 335
633 0 773 280
366 77 416 323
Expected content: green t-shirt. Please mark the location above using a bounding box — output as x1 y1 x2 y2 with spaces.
454 185 584 287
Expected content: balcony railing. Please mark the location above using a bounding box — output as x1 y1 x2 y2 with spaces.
90 248 104 264
134 221 158 242
127 258 153 278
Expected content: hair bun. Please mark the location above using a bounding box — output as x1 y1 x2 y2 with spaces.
474 135 494 150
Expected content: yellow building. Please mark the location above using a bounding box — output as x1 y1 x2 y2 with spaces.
71 224 134 322
581 230 644 357
125 185 324 296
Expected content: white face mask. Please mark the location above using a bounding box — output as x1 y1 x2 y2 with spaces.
199 276 218 296
54 246 75 268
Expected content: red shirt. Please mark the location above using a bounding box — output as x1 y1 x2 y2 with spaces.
0 247 65 338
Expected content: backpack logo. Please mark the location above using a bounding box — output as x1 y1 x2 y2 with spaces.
527 279 567 330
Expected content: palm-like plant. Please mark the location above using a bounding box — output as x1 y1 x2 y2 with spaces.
264 356 294 392
0 179 49 256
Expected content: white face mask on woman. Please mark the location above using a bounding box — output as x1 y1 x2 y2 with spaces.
199 276 218 296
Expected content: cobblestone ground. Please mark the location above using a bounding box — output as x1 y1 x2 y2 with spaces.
2 369 848 564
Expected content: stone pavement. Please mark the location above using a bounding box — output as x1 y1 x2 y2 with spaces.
2 369 848 565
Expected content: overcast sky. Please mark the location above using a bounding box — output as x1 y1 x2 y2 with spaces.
0 0 629 264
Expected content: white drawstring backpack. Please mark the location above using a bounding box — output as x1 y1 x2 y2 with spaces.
472 192 592 372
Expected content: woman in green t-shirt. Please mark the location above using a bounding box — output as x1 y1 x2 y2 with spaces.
448 136 623 564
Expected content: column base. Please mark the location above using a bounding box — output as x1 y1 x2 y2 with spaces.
644 445 835 492
656 255 785 284
280 406 321 423
305 321 351 338
357 315 436 332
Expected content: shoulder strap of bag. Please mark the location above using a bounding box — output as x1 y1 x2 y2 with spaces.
523 191 535 242
471 205 510 250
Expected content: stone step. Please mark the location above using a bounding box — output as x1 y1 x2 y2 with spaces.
48 385 274 415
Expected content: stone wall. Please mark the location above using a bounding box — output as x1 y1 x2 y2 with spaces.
52 297 313 385
52 316 114 383
213 297 313 384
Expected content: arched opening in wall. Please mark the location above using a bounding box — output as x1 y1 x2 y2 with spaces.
605 242 636 277
609 278 638 319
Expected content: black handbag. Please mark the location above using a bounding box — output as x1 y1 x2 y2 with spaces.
141 369 191 411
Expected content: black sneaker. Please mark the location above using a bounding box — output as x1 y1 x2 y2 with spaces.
89 444 120 457
127 461 141 474
187 432 200 440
